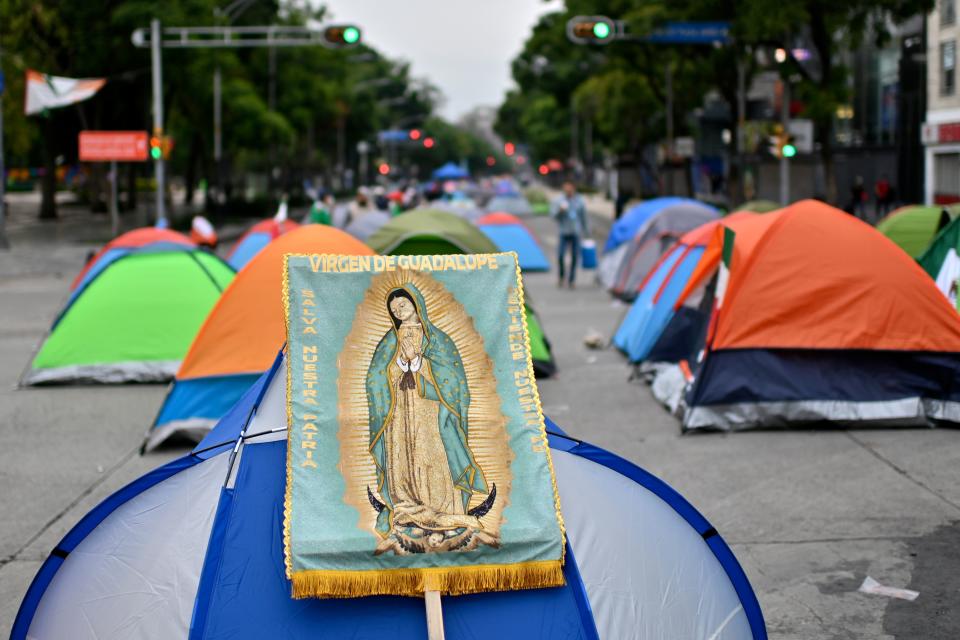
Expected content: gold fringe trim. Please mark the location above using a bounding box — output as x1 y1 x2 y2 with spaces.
290 560 565 599
511 252 567 561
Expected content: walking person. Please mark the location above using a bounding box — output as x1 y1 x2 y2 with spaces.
848 176 867 219
551 180 591 289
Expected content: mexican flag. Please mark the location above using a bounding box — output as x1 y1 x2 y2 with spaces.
24 70 105 116
918 216 960 310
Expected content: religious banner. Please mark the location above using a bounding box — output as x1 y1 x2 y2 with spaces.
283 253 565 599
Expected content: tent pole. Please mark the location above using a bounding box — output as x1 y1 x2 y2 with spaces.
424 590 445 640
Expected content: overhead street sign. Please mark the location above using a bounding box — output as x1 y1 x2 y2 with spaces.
78 131 149 162
646 22 731 45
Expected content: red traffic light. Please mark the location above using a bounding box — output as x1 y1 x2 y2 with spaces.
538 164 549 175
378 162 390 175
409 129 422 141
423 137 435 149
504 142 515 156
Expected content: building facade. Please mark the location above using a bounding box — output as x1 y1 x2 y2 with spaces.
926 0 960 203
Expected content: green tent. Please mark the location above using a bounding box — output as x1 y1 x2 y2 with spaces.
23 249 234 385
877 205 953 258
918 216 960 309
368 208 557 377
732 199 780 214
366 208 498 255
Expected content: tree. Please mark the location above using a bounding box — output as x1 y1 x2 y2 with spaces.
730 0 934 201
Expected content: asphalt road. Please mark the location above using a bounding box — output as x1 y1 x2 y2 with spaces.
1 201 958 638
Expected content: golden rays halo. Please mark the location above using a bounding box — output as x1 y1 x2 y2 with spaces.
337 268 513 542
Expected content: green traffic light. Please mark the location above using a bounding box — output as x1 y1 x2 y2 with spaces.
593 22 611 39
343 26 360 44
782 144 797 158
150 147 162 160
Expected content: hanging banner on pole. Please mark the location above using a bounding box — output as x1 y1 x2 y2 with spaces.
24 70 106 115
283 252 566 599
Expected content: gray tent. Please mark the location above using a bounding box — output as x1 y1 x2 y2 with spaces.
487 195 533 216
599 202 718 300
344 210 391 241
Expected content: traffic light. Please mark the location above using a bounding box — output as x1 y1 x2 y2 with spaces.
378 162 390 175
409 129 422 141
781 138 797 158
566 16 616 45
324 25 361 48
149 136 162 160
423 137 435 149
538 164 549 175
161 136 174 160
770 125 797 159
504 141 515 156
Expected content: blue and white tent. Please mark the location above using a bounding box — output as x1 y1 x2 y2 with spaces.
478 212 550 272
13 352 766 639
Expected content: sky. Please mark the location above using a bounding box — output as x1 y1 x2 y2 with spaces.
322 0 562 121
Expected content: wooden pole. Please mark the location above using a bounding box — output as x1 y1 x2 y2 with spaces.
424 590 445 640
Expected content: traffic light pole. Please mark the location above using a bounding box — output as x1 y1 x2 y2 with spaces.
780 81 789 205
150 19 167 225
132 22 360 224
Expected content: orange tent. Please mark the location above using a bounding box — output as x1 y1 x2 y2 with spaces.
675 200 960 431
146 225 373 450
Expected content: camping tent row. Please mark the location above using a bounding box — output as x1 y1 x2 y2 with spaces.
365 209 557 379
599 198 720 300
613 213 752 364
477 211 550 272
147 224 374 450
227 217 299 271
23 241 235 386
148 210 557 450
13 354 767 640
620 200 960 431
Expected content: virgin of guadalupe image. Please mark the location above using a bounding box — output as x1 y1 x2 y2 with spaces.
365 283 498 555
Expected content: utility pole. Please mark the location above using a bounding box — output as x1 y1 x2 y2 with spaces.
132 21 361 220
150 19 166 225
213 66 222 201
780 80 790 205
0 35 8 249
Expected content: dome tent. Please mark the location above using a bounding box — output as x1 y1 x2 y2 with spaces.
732 199 779 214
613 214 754 363
13 354 766 640
668 200 960 431
146 225 374 451
227 217 299 270
366 209 557 377
876 204 952 258
599 201 719 300
70 226 195 295
366 208 498 255
477 211 550 272
22 249 234 385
